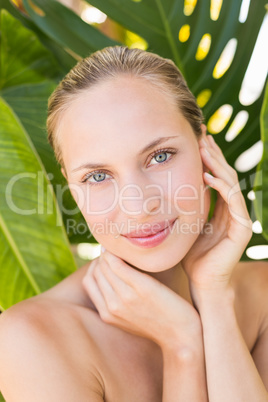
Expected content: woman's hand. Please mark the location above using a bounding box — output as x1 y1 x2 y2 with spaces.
82 249 202 351
181 134 253 300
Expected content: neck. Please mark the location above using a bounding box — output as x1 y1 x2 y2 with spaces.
128 261 192 304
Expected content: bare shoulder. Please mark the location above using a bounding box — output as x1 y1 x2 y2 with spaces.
0 294 104 401
232 260 268 302
231 260 268 350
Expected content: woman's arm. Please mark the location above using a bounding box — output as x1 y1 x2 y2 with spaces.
193 287 268 401
182 134 268 400
161 324 208 401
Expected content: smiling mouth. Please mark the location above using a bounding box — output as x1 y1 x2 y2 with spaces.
122 218 177 238
121 218 178 248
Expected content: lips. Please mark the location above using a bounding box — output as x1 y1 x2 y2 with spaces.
122 219 176 238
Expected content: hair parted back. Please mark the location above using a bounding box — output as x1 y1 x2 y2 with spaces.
47 45 204 168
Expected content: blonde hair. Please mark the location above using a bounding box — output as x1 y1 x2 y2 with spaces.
47 46 204 168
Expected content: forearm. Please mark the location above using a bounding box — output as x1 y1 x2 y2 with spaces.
161 330 208 401
195 287 268 401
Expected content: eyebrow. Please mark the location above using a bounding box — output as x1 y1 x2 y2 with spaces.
71 135 179 172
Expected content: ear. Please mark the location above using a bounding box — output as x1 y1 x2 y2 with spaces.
198 124 207 143
198 124 209 174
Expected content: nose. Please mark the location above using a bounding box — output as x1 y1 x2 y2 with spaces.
118 174 162 218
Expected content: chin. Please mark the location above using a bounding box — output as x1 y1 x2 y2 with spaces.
118 231 200 273
120 251 182 273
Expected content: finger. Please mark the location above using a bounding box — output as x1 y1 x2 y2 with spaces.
94 259 117 298
200 137 236 180
200 146 237 187
82 261 109 319
209 190 229 230
207 135 223 156
99 259 133 296
204 172 252 237
102 250 151 291
200 135 223 156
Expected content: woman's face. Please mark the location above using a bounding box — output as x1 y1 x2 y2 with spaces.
59 75 211 272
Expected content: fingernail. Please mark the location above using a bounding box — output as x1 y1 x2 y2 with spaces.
101 246 106 253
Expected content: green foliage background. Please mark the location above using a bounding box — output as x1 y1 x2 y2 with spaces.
0 0 267 308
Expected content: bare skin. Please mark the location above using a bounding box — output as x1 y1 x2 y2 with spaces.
0 259 267 402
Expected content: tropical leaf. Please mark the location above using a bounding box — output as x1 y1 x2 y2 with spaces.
254 81 268 242
0 390 5 401
0 10 77 311
0 4 93 243
21 0 121 59
0 0 76 72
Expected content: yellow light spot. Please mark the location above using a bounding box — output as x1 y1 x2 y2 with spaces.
225 111 249 142
207 104 233 134
196 89 212 108
210 0 223 21
184 0 198 16
28 0 45 16
125 31 148 50
195 34 211 61
178 25 191 42
213 38 237 79
11 0 20 6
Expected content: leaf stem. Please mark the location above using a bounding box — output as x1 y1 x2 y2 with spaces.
0 212 41 295
154 0 184 74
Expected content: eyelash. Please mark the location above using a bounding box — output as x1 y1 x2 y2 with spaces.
80 147 178 185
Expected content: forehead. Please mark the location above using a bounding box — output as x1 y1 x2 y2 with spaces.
58 76 191 168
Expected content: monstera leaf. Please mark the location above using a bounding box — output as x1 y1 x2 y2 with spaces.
254 81 268 242
20 0 121 59
0 2 94 243
0 10 77 311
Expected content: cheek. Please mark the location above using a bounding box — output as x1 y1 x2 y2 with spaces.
174 179 208 216
70 185 118 216
169 151 211 221
69 187 119 241
168 165 204 214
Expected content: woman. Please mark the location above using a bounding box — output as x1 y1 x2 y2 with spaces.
0 46 267 401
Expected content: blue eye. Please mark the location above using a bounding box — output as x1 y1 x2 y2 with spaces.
81 148 177 185
149 148 177 166
92 172 106 183
151 151 169 164
81 170 111 185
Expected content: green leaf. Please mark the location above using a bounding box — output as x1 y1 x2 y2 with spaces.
0 10 77 311
254 80 268 241
91 0 184 66
0 6 92 244
22 0 121 58
0 390 5 401
0 0 76 72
